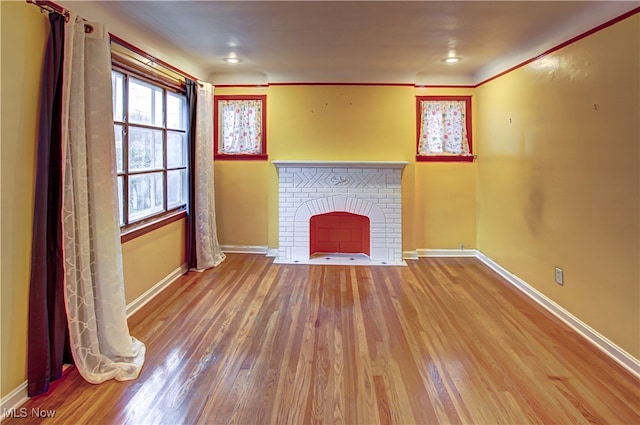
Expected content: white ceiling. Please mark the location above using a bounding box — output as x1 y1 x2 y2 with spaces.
65 1 638 85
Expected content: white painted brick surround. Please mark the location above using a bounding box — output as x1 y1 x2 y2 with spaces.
272 161 408 265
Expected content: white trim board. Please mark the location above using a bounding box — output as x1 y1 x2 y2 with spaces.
221 245 269 255
126 263 188 318
403 251 419 260
417 248 478 258
475 251 640 380
0 381 28 422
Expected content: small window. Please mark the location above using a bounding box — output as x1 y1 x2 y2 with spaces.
416 96 473 162
214 95 267 160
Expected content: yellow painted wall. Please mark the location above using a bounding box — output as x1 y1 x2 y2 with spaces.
414 88 477 250
121 219 186 304
213 85 477 251
475 15 639 357
0 0 48 399
0 1 186 399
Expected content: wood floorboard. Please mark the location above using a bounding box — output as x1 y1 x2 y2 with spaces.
6 254 639 425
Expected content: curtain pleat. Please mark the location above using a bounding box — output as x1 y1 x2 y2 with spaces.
59 12 145 384
186 80 198 270
193 82 226 270
186 80 225 271
28 13 73 398
219 100 262 154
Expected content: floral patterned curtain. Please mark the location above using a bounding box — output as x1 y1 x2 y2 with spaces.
418 100 469 155
219 99 262 154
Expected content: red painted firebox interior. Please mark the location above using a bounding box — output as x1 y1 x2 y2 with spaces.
309 212 370 256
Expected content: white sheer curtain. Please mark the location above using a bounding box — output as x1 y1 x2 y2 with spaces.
194 82 226 270
61 12 144 384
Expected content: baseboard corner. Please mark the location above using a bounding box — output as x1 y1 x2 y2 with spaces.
403 250 419 260
0 380 29 421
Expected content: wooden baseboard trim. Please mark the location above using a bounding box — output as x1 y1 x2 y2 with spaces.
475 251 640 379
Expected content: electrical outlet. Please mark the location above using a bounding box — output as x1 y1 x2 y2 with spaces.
555 267 564 285
459 243 464 250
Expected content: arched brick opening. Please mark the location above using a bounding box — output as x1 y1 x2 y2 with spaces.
310 212 370 256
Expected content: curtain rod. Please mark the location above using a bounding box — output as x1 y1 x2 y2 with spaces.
27 0 69 21
109 34 200 82
26 0 201 82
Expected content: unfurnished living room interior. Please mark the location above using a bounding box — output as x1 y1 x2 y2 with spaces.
1 1 639 424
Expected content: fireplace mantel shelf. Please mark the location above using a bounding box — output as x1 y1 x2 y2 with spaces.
272 160 409 169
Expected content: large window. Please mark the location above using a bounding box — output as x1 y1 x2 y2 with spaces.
112 71 188 228
214 95 267 160
416 96 473 162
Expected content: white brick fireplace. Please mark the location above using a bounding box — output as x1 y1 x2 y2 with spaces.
272 160 408 265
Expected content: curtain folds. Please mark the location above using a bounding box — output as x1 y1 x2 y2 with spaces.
186 81 197 270
186 80 226 271
59 12 144 384
419 100 469 155
28 13 71 397
218 99 263 154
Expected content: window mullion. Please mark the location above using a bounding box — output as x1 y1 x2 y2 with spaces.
163 89 168 213
123 74 130 226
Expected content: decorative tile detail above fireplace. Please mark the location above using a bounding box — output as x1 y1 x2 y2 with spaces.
272 161 409 265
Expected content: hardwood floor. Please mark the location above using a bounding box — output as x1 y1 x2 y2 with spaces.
6 254 639 424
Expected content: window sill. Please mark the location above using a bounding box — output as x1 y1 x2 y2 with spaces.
120 209 186 243
214 153 269 161
416 155 475 163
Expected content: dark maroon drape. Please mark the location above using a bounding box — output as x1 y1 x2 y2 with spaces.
28 12 73 397
185 79 197 270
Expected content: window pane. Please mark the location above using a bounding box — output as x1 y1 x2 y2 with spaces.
167 93 186 130
129 127 163 171
167 169 187 209
117 176 124 226
167 132 186 168
112 71 124 122
155 90 164 127
129 172 164 222
129 78 163 126
114 124 124 173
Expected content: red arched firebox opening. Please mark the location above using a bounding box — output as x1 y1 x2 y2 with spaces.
309 212 370 256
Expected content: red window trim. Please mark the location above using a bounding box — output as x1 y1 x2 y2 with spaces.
213 95 268 160
415 95 473 163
